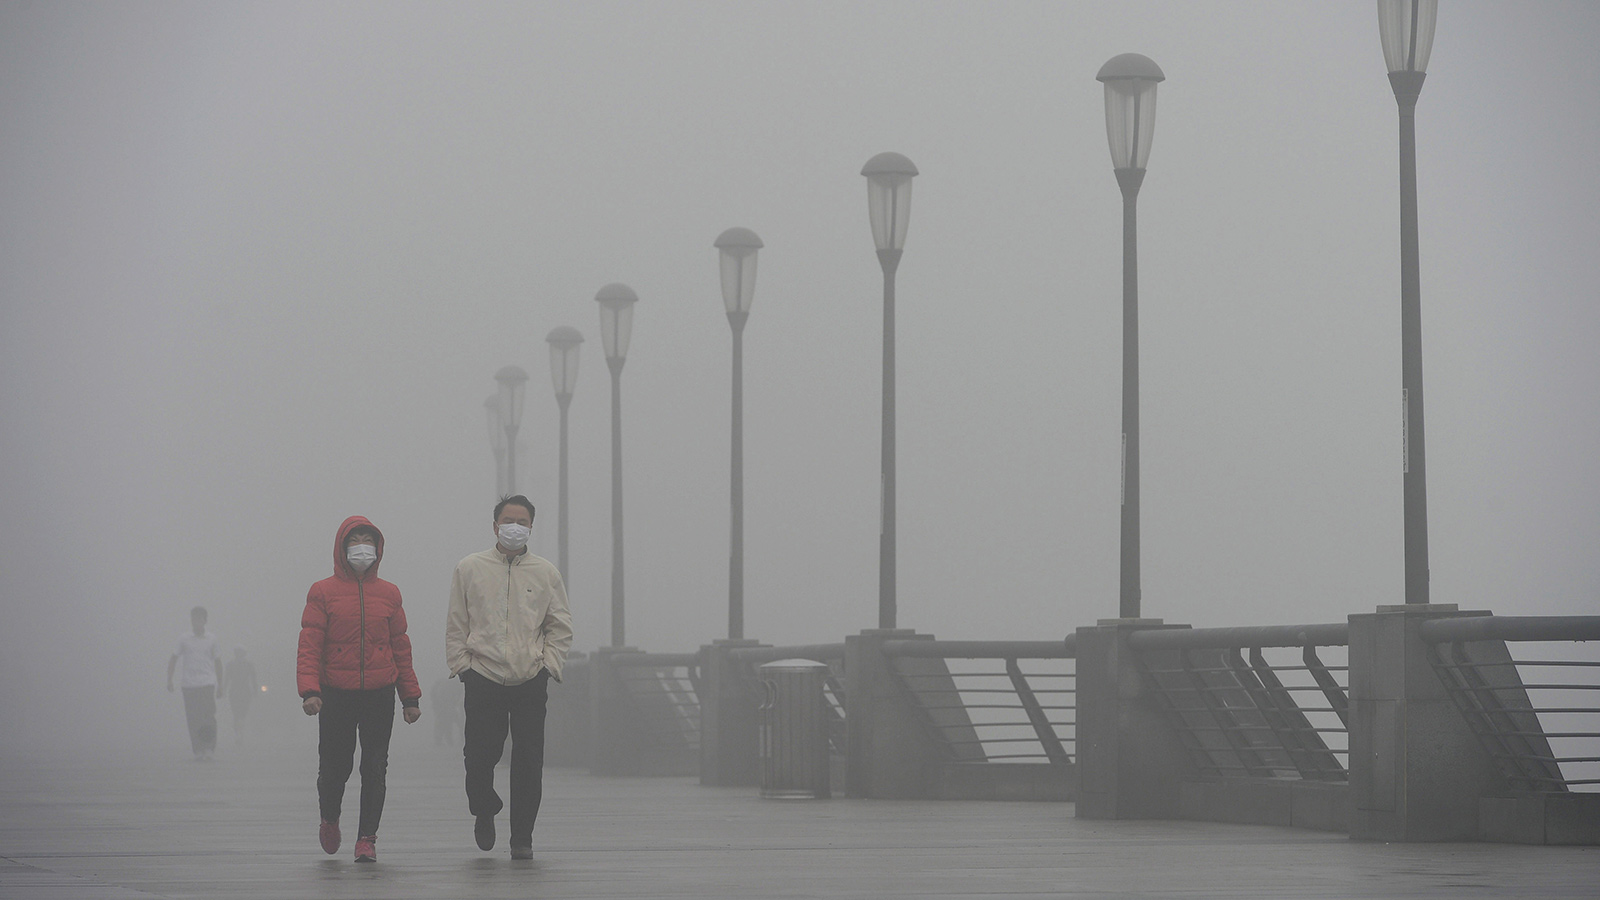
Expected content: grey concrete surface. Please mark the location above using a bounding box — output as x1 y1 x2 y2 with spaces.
2 740 1596 899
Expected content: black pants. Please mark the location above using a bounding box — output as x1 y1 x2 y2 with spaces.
181 687 217 755
317 686 395 837
462 669 549 846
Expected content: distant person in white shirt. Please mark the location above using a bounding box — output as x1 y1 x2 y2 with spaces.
166 606 223 760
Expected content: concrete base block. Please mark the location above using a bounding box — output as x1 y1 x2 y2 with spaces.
1481 794 1600 845
1179 780 1348 833
1290 781 1351 833
1181 779 1291 827
936 763 1074 802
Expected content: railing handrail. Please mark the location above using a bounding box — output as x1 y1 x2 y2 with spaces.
1419 615 1600 644
728 643 847 665
882 638 1076 659
1127 623 1349 651
607 651 702 668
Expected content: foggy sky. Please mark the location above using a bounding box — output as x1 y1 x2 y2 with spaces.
2 0 1597 757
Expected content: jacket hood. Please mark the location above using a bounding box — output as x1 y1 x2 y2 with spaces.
334 515 385 580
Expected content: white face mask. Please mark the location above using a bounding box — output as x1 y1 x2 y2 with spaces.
497 523 531 551
346 544 378 572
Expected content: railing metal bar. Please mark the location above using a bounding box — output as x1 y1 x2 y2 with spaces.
882 639 1076 659
1444 684 1600 692
1432 641 1569 791
1432 659 1600 670
1187 648 1273 776
1419 615 1600 644
1303 644 1351 730
1006 657 1071 765
1251 645 1348 781
1129 622 1349 651
728 644 847 666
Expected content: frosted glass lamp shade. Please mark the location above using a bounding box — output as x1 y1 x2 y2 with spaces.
545 326 584 398
861 152 918 252
1097 53 1165 171
493 365 529 431
595 283 639 362
714 227 763 315
1379 0 1437 74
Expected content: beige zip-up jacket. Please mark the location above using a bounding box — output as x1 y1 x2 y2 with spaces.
445 547 573 685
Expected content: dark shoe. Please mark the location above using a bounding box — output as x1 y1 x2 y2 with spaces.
319 819 340 855
510 845 533 860
354 835 376 862
474 815 495 851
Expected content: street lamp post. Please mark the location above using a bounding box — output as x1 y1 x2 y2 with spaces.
714 227 763 641
546 326 584 584
861 152 918 631
494 366 529 494
1379 0 1438 605
1097 53 1165 620
596 283 639 648
484 395 508 497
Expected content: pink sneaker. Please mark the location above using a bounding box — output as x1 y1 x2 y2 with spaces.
319 819 340 855
354 835 376 863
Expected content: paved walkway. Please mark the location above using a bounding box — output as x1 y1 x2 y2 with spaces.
1 740 1596 899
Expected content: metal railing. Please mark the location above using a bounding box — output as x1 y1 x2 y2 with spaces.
881 639 1076 765
1420 615 1600 793
607 651 703 756
1129 624 1350 782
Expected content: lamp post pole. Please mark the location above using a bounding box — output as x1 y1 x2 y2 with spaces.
1379 0 1438 605
1097 53 1165 620
484 395 507 498
861 152 918 631
546 326 584 583
715 227 763 640
1117 165 1143 621
596 283 639 647
494 366 529 495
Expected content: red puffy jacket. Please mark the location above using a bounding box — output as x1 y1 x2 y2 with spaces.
296 516 422 704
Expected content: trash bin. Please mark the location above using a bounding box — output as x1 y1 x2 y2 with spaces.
758 659 831 799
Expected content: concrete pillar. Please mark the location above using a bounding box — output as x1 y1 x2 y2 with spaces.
588 645 638 776
543 654 592 767
698 638 767 786
844 629 943 799
1074 619 1192 819
1348 604 1505 841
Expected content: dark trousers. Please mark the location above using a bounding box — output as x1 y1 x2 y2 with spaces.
462 669 549 846
317 686 395 837
181 687 217 755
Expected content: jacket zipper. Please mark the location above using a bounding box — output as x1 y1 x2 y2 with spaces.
504 557 513 662
358 576 366 690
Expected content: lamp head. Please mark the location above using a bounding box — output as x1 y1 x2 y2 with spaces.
594 283 639 362
861 152 918 252
545 326 583 399
1378 0 1437 75
493 365 529 431
714 227 763 315
1096 53 1165 172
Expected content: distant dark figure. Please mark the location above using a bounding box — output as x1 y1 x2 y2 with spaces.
446 494 573 860
297 516 422 864
224 647 260 744
430 675 465 748
167 606 223 760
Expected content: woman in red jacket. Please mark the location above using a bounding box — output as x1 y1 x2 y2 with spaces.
297 516 422 862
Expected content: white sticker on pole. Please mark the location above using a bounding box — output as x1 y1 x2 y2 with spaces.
1401 389 1409 474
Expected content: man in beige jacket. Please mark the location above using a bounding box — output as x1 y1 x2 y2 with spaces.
445 495 573 859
